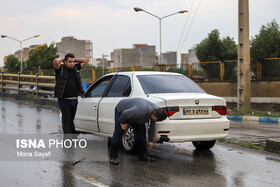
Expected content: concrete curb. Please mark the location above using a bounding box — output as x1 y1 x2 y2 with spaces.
227 115 280 124
265 138 280 154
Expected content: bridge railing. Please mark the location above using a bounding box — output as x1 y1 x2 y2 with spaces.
0 72 55 97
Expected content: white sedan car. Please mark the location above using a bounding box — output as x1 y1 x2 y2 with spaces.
74 71 229 152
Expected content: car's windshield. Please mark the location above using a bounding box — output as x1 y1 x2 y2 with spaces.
137 74 205 94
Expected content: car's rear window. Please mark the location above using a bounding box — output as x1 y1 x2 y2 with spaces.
137 75 205 94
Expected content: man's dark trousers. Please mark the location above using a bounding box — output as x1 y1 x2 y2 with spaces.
110 107 147 159
58 98 78 134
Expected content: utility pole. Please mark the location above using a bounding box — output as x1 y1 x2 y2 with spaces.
237 0 251 114
101 54 108 75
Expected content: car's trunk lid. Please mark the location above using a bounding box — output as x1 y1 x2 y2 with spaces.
148 93 226 119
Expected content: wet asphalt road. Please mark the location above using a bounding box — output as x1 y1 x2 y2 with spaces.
1 98 280 187
228 120 280 147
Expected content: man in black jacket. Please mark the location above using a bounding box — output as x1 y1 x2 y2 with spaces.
53 53 89 134
110 98 167 165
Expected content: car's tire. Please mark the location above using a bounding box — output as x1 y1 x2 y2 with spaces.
192 140 216 150
122 125 137 154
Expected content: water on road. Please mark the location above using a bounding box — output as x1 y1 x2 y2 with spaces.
1 98 280 187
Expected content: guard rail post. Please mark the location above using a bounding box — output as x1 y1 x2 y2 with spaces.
92 69 96 83
188 64 193 78
220 62 225 80
257 61 261 80
36 73 39 97
17 72 21 95
1 72 4 93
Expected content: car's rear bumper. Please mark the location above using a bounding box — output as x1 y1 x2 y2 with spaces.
154 117 229 142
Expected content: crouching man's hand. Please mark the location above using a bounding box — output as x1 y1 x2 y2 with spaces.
148 142 154 149
121 123 128 130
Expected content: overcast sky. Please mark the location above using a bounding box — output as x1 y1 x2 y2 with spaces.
0 0 279 66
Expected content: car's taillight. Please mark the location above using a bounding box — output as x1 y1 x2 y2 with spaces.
161 106 179 117
212 106 227 115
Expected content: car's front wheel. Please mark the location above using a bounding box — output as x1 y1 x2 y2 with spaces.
122 125 137 153
192 140 216 150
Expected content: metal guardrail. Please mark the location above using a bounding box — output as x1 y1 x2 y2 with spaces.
257 58 280 80
190 61 222 80
0 72 55 97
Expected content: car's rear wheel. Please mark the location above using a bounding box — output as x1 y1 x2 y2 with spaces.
122 125 137 153
192 140 216 150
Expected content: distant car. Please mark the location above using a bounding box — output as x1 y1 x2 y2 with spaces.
73 71 229 152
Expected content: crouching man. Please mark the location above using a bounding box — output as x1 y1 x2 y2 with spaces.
110 98 167 165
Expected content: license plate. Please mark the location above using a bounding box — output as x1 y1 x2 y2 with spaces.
183 108 209 115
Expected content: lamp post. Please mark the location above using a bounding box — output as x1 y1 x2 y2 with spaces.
134 7 187 64
1 35 40 73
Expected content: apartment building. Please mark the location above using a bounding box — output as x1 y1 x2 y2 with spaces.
161 51 177 65
111 44 156 68
56 36 93 64
14 45 38 61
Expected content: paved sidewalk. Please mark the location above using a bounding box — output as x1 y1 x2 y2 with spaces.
227 120 280 153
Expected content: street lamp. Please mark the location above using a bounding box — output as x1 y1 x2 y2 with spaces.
1 35 40 73
134 7 187 64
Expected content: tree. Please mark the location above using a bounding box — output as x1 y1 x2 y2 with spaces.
221 36 238 61
251 20 280 62
195 29 237 79
4 55 20 73
196 29 237 62
25 43 59 70
195 29 223 62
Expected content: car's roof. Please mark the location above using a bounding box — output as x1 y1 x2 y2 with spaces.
106 71 183 76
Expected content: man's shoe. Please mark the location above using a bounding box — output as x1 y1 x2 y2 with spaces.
139 155 155 162
147 152 156 158
110 158 119 165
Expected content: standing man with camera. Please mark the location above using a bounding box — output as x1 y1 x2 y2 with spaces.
53 53 89 134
